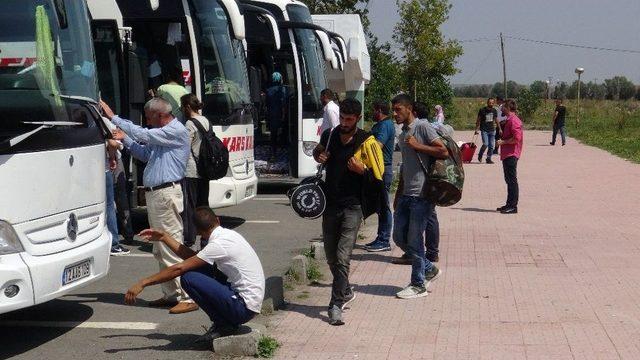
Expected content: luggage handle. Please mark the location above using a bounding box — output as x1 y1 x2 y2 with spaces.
471 132 478 145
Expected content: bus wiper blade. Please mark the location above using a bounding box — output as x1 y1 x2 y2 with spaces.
0 121 83 152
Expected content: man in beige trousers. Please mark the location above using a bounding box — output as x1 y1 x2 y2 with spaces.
101 98 198 314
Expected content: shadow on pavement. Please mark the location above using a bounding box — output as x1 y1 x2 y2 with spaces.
64 292 145 307
351 252 395 263
218 216 245 229
0 300 94 359
102 333 209 353
281 303 327 322
353 284 404 296
451 207 497 213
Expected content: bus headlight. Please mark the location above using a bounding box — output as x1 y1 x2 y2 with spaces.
0 221 24 255
303 141 318 157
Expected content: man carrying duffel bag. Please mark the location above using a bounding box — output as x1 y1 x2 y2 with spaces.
391 94 449 300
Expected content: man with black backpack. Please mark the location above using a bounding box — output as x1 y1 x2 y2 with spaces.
180 94 229 248
391 94 448 300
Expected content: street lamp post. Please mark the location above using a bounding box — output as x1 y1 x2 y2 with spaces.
575 67 584 126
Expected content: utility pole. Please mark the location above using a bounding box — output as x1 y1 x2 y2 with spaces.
500 33 507 98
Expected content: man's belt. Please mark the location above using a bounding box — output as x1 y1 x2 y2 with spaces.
145 181 181 192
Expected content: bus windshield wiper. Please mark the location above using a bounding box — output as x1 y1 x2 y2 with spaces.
0 121 83 152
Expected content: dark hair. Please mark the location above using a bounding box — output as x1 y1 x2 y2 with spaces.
320 88 334 99
339 98 362 116
193 207 218 232
504 99 518 112
413 101 429 119
488 97 495 101
555 98 564 103
373 100 390 115
391 93 413 109
166 66 183 84
180 93 202 111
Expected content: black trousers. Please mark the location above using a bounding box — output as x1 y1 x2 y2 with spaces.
181 178 200 247
502 156 519 208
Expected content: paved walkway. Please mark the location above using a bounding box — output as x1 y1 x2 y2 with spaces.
270 130 640 359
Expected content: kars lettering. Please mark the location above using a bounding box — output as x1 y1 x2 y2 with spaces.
222 136 254 152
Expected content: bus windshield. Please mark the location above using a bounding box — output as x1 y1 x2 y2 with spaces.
286 4 327 116
0 0 101 153
191 0 251 125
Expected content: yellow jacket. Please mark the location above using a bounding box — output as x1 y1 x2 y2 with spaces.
354 135 384 181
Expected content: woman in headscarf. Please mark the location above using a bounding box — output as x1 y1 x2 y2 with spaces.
433 105 445 125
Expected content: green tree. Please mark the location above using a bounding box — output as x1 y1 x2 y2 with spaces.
516 87 542 122
364 37 404 119
393 0 463 110
604 76 636 100
552 81 568 99
566 80 586 99
529 80 548 99
491 81 523 98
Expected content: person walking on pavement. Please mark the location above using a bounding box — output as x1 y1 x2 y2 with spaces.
101 97 198 314
319 88 340 135
493 97 506 155
392 100 442 265
496 99 524 214
313 98 383 325
364 100 395 252
475 98 501 163
391 94 448 299
181 93 212 248
550 98 567 146
125 207 265 342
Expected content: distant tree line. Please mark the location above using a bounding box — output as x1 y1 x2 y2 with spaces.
454 76 639 101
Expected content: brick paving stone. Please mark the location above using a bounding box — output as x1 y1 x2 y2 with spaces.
270 131 640 359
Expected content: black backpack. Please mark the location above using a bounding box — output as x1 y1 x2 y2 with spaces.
188 118 229 181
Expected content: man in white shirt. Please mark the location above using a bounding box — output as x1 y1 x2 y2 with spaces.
125 207 265 339
319 88 340 135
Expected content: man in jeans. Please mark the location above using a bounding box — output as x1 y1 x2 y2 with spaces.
313 98 381 325
365 100 395 252
550 98 567 146
496 99 523 214
475 98 501 164
392 94 448 299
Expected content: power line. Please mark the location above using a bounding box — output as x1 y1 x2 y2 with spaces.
458 37 496 43
503 35 640 54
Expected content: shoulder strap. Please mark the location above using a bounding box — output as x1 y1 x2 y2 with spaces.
189 117 211 136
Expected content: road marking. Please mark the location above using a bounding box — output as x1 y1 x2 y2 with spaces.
0 321 158 330
253 197 288 201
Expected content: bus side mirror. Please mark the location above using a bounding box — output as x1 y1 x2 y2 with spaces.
314 30 335 63
219 0 245 40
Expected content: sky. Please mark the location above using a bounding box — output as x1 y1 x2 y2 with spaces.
367 0 640 85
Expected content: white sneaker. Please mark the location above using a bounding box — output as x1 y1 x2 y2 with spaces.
396 284 428 299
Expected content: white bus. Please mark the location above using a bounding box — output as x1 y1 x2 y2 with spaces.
89 0 262 208
0 0 111 314
241 0 343 182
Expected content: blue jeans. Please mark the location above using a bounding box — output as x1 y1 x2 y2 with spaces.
393 195 434 287
478 130 496 160
105 171 119 248
181 265 256 327
425 204 439 258
376 166 393 245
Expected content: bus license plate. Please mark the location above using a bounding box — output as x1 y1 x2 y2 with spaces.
62 260 91 285
245 186 254 198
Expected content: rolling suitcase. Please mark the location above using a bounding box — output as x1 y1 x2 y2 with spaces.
460 134 477 163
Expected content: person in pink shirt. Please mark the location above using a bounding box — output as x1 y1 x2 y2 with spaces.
496 99 523 214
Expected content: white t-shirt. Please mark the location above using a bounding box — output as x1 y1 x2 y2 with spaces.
320 100 340 134
196 226 265 313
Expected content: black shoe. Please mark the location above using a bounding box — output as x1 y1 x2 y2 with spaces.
500 207 518 214
426 253 439 262
550 142 555 145
486 159 494 164
562 143 566 146
477 154 482 163
496 205 507 211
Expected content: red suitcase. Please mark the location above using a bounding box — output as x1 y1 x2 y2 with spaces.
460 135 477 163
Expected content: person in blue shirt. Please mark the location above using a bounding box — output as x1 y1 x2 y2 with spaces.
100 98 198 315
264 72 288 159
365 100 395 252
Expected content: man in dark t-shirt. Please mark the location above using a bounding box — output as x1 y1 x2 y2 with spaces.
475 98 501 163
550 98 567 146
313 98 368 326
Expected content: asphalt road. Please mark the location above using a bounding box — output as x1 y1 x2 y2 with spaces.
0 184 321 360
